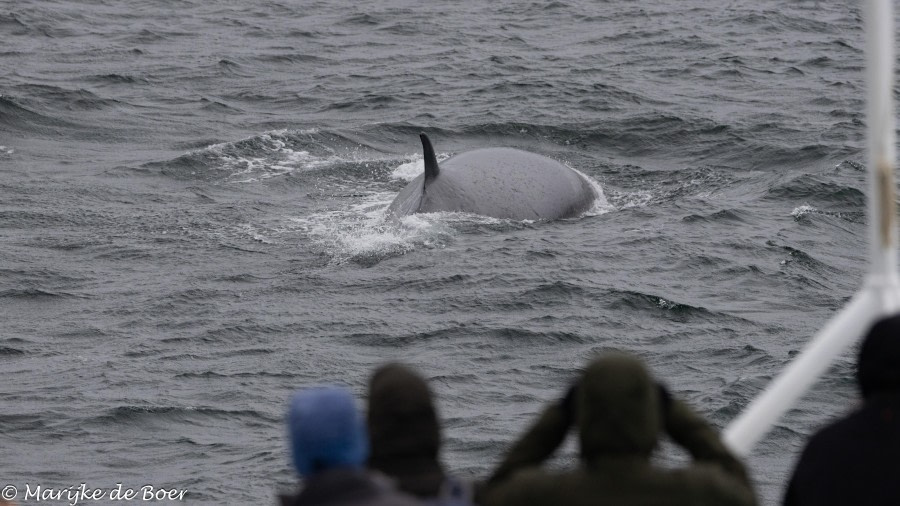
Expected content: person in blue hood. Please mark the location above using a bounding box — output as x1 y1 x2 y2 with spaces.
784 314 900 505
280 386 421 506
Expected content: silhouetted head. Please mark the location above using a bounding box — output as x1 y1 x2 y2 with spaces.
288 386 368 476
577 353 662 461
367 363 444 498
857 314 900 399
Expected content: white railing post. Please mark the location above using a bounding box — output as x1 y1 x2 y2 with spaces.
723 0 900 455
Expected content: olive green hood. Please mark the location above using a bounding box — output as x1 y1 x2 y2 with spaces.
577 353 662 460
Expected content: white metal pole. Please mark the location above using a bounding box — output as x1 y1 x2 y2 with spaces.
864 0 898 281
724 291 879 455
723 0 900 455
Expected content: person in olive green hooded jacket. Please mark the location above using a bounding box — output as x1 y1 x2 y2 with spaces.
479 353 757 506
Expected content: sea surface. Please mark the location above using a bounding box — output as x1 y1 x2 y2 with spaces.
0 0 893 504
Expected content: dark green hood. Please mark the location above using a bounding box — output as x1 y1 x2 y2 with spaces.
577 353 662 460
482 353 757 506
366 363 445 498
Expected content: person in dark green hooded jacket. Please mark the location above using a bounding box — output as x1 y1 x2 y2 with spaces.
479 353 757 506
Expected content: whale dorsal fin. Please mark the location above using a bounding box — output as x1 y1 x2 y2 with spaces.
420 133 439 186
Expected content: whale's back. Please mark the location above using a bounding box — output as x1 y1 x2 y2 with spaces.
416 148 596 220
387 137 597 221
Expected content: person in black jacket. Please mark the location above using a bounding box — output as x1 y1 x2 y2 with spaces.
784 314 900 505
280 386 421 506
366 363 472 505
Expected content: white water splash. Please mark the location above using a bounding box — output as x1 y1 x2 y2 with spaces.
216 130 337 183
604 186 657 211
568 165 614 216
234 224 275 244
289 191 459 264
390 152 452 182
390 157 425 181
189 129 386 183
791 204 817 219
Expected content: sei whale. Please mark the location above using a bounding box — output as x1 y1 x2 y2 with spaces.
387 134 598 221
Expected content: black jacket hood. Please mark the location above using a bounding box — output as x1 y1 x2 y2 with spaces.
858 314 900 399
366 363 445 498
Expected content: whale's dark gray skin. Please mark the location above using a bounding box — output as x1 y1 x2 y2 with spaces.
387 134 598 221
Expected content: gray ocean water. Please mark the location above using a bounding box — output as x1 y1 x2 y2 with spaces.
1 0 892 504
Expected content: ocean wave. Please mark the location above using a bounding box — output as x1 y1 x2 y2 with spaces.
774 243 833 272
85 73 150 85
605 289 752 325
12 83 123 111
0 12 29 35
145 128 401 183
791 204 817 219
324 94 403 112
355 325 591 346
491 326 590 343
91 405 279 426
606 166 733 209
0 95 79 135
339 12 382 27
517 281 593 308
0 288 91 300
682 209 749 224
0 414 49 433
790 203 864 224
0 346 26 356
766 173 865 206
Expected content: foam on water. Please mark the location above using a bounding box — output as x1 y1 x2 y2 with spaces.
570 165 614 216
389 153 452 181
284 189 450 265
171 128 412 185
195 130 336 183
606 167 733 211
234 223 275 245
390 157 425 181
791 204 817 219
788 203 864 224
612 189 655 210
